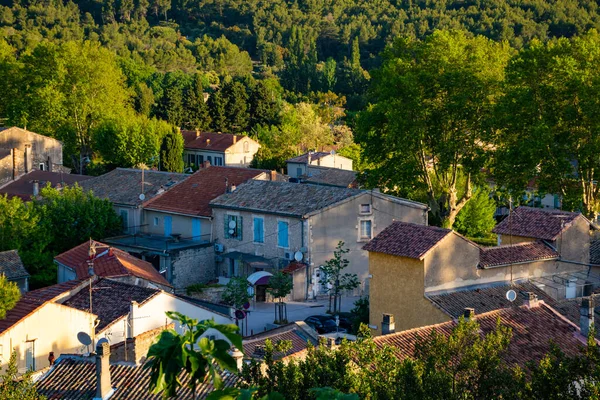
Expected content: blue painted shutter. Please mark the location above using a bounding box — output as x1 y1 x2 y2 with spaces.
164 216 172 236
192 218 201 241
278 221 289 247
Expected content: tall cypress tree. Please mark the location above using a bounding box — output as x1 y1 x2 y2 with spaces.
160 127 184 172
222 81 249 132
184 74 211 130
208 89 227 132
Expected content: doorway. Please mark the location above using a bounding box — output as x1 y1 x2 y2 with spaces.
255 285 267 302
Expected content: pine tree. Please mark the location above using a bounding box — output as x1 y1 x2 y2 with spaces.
208 89 227 132
184 74 211 130
222 81 249 132
249 81 280 127
160 127 184 172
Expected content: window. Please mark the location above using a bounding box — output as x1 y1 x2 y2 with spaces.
225 214 243 240
214 157 223 166
243 141 249 153
229 259 241 277
197 155 204 165
360 204 372 214
187 154 195 166
153 217 159 226
296 167 303 177
253 217 265 243
120 209 128 231
39 162 45 171
360 220 373 240
25 341 35 371
278 221 289 248
207 155 212 164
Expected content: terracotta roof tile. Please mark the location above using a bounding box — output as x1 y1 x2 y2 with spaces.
144 166 268 216
479 241 559 268
374 303 585 368
63 278 160 332
37 356 239 399
363 221 452 259
492 206 583 241
210 180 360 217
243 323 318 360
0 171 92 200
181 130 249 152
282 261 306 274
591 240 600 265
54 240 170 287
79 168 188 207
0 250 29 280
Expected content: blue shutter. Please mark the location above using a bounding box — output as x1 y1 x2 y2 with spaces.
259 218 264 242
237 216 243 240
254 218 264 243
164 216 172 237
278 221 289 247
192 218 201 241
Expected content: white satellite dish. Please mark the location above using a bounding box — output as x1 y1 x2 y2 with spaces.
77 332 92 346
294 251 303 262
139 193 146 201
228 220 237 229
506 289 517 302
228 229 235 235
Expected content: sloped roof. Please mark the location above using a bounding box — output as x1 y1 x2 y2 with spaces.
287 152 333 163
144 166 267 217
54 240 171 287
79 168 188 207
303 166 358 188
0 250 29 280
374 303 585 368
479 241 559 268
363 221 453 259
426 281 557 318
210 180 360 217
0 170 92 200
591 240 600 265
0 280 86 335
492 206 583 241
181 130 250 152
0 126 62 145
243 322 318 360
63 278 160 332
36 356 239 399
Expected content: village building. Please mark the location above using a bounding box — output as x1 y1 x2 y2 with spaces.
286 151 353 180
0 250 30 293
210 180 428 301
182 130 260 168
0 170 92 200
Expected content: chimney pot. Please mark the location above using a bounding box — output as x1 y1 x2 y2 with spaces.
95 341 112 399
233 135 237 144
580 297 594 338
33 180 40 196
196 129 200 138
524 292 539 308
206 139 211 146
231 348 244 370
270 170 277 181
203 160 211 168
463 308 475 320
381 313 395 335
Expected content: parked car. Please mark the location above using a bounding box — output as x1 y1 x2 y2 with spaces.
304 315 347 334
335 312 354 332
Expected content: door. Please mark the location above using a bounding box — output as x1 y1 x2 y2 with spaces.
25 341 35 371
164 216 172 237
192 218 201 241
120 209 129 233
256 285 267 302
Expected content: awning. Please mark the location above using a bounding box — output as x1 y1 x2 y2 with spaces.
223 251 272 268
247 271 273 286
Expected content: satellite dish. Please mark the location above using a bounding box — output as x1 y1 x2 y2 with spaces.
506 290 517 302
294 251 303 262
228 220 237 229
139 193 146 201
97 338 109 346
77 332 92 346
228 229 235 235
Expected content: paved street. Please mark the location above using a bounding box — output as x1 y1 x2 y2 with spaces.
240 296 361 337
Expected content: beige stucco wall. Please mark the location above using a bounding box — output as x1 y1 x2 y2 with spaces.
143 209 211 242
558 217 590 264
308 192 428 295
368 252 449 335
224 137 260 167
0 302 94 373
0 127 63 169
287 154 353 178
497 234 537 245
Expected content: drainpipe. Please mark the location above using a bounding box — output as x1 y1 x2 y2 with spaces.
302 218 310 301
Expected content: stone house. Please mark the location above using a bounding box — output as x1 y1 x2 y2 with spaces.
364 213 591 334
210 180 428 301
0 170 92 200
0 127 64 185
0 250 30 293
182 130 260 168
286 151 353 179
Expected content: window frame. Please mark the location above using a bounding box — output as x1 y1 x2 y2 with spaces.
225 214 243 241
359 203 372 215
358 218 373 241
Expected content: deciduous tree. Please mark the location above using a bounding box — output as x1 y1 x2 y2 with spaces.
0 276 20 320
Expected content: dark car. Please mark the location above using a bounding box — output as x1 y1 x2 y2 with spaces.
335 312 354 332
304 315 347 334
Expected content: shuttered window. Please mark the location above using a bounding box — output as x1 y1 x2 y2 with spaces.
225 215 243 240
278 221 289 248
253 217 264 243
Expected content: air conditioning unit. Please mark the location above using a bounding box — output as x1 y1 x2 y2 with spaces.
255 249 264 257
214 243 224 253
215 255 224 263
284 251 294 260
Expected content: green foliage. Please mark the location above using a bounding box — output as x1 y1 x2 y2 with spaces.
267 272 293 324
454 188 498 238
349 297 369 334
0 351 45 399
0 276 20 320
222 277 252 310
145 311 242 398
160 127 185 172
319 241 359 314
186 283 223 295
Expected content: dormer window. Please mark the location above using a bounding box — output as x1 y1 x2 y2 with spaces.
360 204 372 214
243 141 249 153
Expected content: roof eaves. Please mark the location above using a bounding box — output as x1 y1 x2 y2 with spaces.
211 203 303 218
479 256 559 269
369 190 429 210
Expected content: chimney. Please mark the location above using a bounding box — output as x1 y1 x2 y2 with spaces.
196 129 200 138
230 184 236 192
381 313 395 335
108 248 114 257
580 297 594 338
94 341 113 400
270 170 277 181
203 160 211 168
307 152 312 165
33 180 40 196
524 292 539 308
225 178 229 193
463 308 475 321
129 301 139 337
231 348 244 370
326 337 337 349
233 135 237 144
206 139 211 146
253 345 265 359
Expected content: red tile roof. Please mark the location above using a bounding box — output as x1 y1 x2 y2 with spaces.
373 303 585 368
0 170 92 200
492 206 583 241
144 166 267 217
0 280 86 334
479 241 559 268
37 356 239 399
181 130 248 152
362 221 454 259
282 261 307 274
243 323 318 360
54 240 171 287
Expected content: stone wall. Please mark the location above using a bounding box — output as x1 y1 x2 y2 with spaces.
170 244 216 289
184 286 226 303
110 323 174 365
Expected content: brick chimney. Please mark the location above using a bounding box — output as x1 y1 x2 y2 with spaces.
94 341 113 400
233 135 237 144
381 313 395 335
195 129 200 138
307 152 312 165
524 292 539 308
463 308 475 321
203 160 211 168
580 297 594 338
231 347 244 370
270 170 277 181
